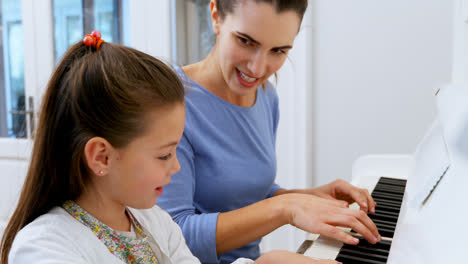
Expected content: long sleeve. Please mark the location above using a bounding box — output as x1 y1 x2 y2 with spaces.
266 84 282 198
9 231 88 264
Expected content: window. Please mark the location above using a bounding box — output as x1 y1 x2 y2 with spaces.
0 0 26 138
172 0 214 65
53 0 129 62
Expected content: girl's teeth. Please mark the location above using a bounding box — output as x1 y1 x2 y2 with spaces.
239 71 256 82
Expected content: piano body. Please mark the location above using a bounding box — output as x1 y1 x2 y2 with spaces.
302 83 468 263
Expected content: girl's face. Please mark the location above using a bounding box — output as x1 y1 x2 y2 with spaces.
107 102 185 209
212 0 301 96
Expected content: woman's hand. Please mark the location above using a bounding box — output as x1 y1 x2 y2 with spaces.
276 193 381 245
255 250 341 264
308 179 376 214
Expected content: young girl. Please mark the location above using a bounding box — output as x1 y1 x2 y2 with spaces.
0 32 338 264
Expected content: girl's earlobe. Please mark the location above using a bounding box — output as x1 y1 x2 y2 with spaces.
84 137 111 177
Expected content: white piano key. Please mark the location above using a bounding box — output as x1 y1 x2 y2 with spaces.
303 236 343 260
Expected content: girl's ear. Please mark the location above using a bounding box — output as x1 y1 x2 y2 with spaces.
210 0 221 35
84 137 113 176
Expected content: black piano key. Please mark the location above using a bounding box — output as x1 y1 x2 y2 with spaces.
374 181 405 188
372 191 404 201
373 186 405 195
341 244 390 255
374 204 401 213
378 177 407 186
334 177 407 263
374 221 396 230
336 253 387 264
369 213 399 222
372 199 402 208
336 256 385 264
374 208 400 217
372 193 403 203
371 218 396 229
372 189 404 197
374 185 405 193
375 227 395 238
379 177 407 183
339 248 388 261
336 239 391 264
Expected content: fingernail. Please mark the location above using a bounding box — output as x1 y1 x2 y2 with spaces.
352 237 359 243
363 202 368 208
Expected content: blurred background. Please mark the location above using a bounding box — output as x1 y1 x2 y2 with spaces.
0 0 458 253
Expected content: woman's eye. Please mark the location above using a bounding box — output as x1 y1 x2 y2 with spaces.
238 37 252 46
159 153 172 161
272 48 286 55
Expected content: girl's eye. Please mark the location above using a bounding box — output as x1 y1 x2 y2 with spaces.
159 153 172 161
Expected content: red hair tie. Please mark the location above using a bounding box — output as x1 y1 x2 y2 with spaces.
83 30 105 50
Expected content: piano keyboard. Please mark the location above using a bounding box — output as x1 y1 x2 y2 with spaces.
302 177 407 263
335 238 391 264
365 177 407 239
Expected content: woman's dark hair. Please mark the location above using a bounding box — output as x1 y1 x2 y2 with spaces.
217 0 308 22
0 42 184 263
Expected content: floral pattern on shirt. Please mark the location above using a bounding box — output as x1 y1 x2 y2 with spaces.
63 200 158 264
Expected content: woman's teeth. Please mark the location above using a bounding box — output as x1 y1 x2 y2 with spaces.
239 71 256 82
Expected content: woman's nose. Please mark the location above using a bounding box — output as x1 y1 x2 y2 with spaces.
247 51 267 77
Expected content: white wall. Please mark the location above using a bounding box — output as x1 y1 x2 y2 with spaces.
311 0 453 187
262 0 454 252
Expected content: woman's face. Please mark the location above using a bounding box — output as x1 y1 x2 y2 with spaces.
212 0 301 96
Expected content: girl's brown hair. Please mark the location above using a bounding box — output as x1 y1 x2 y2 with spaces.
0 42 184 263
216 0 308 22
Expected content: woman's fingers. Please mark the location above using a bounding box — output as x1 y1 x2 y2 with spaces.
316 224 360 245
321 196 350 208
336 182 376 214
358 188 376 214
288 194 380 244
330 209 381 243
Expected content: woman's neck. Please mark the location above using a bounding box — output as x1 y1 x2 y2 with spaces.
183 50 224 89
75 186 131 232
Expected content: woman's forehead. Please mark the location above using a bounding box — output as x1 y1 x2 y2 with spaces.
223 1 301 47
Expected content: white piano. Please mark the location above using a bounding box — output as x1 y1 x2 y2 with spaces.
301 1 468 262
301 83 468 263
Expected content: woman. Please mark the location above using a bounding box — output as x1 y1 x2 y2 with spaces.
158 0 381 263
